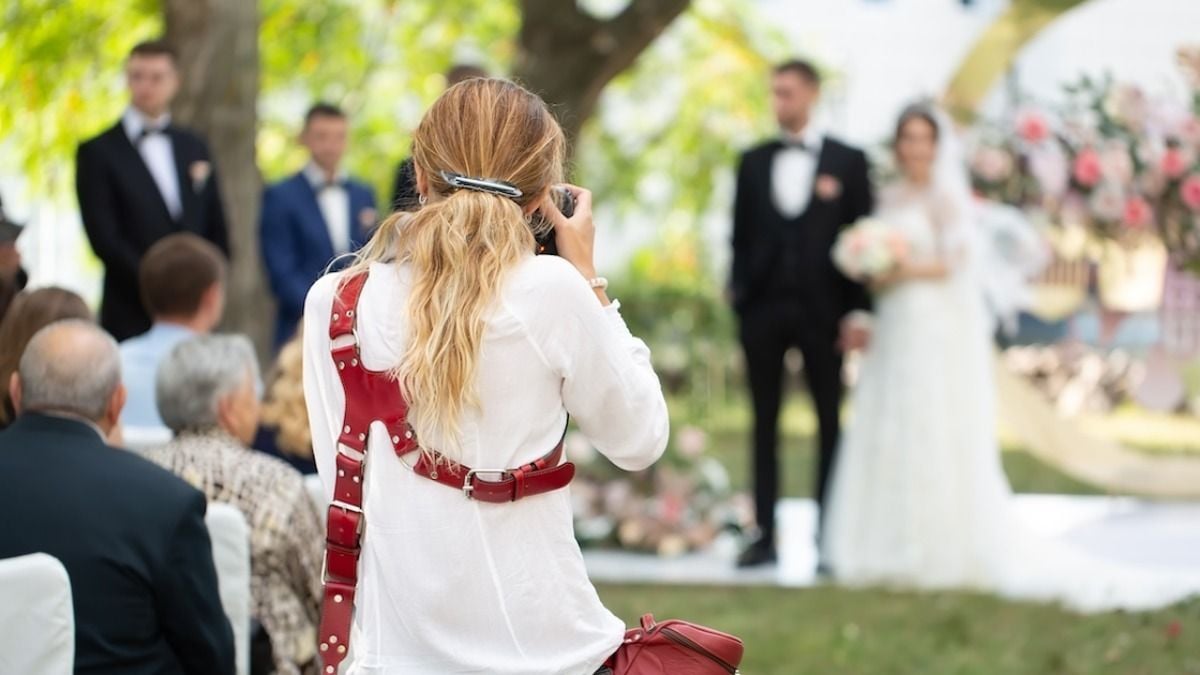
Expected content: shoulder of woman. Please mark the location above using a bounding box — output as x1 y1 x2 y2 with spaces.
506 256 597 315
305 270 343 309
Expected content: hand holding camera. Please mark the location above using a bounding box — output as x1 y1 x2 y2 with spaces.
537 184 597 280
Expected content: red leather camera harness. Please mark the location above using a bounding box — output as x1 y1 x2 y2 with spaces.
317 270 576 673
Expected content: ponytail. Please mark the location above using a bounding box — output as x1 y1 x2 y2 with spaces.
341 78 565 463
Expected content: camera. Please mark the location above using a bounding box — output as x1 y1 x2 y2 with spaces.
532 186 575 256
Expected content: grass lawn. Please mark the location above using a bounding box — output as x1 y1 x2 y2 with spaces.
596 584 1200 674
588 394 1200 673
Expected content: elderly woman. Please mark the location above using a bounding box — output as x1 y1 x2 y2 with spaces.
144 334 323 675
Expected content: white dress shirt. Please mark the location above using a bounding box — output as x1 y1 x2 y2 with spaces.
122 108 183 220
302 256 670 675
303 163 351 255
770 124 824 219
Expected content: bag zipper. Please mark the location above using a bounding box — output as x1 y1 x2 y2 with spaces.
659 626 738 674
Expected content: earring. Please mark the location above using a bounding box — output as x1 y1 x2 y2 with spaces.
418 194 427 206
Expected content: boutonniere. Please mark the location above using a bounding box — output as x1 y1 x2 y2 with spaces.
815 174 842 201
189 161 212 192
359 207 378 231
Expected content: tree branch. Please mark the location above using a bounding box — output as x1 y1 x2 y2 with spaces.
515 0 691 150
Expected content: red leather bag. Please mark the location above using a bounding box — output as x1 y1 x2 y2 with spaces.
604 614 743 674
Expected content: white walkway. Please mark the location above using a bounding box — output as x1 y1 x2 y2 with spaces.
583 495 1200 588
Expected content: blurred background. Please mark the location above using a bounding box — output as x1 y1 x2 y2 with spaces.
3 1 1200 672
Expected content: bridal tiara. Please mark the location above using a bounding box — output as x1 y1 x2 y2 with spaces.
440 171 523 199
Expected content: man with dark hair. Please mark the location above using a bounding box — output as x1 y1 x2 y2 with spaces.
260 102 376 347
390 63 489 211
774 59 822 86
76 39 230 341
730 58 874 568
119 233 227 428
0 319 234 675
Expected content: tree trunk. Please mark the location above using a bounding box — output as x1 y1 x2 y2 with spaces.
514 0 690 152
163 0 272 357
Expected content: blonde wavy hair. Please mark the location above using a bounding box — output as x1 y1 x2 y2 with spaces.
259 333 312 460
347 78 566 459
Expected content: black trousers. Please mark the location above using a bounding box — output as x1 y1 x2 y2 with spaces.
739 300 844 543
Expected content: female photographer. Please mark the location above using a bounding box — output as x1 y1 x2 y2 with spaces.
302 78 668 674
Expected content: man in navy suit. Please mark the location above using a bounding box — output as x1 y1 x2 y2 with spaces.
261 103 377 346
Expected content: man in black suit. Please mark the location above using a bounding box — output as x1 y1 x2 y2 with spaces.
390 63 488 212
76 40 230 341
730 60 873 568
0 319 234 674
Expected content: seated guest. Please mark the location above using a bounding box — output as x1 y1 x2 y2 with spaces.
256 331 317 474
145 334 323 675
0 287 91 430
120 232 226 428
0 319 234 675
260 103 377 348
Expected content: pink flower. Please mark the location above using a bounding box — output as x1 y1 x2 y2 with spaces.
1017 110 1050 143
1181 174 1200 211
1122 195 1153 230
676 426 708 459
1104 84 1147 128
1166 620 1183 640
1073 149 1103 188
886 233 910 262
1088 183 1124 222
1100 143 1134 185
849 232 867 254
1161 148 1191 179
1029 148 1069 198
972 146 1014 183
1179 117 1200 146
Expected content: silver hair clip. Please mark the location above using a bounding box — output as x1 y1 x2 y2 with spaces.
440 171 523 199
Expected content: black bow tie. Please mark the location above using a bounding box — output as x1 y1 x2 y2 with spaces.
137 125 166 142
781 138 811 152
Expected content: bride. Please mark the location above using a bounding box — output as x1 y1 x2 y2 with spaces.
821 104 1200 611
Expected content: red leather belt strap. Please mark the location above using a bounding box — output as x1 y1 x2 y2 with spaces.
316 270 575 673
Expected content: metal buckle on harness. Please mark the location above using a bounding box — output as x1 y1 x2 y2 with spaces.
461 469 510 499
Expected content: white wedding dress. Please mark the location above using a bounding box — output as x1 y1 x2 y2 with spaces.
822 178 1200 612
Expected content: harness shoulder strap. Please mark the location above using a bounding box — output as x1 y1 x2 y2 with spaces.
316 269 576 672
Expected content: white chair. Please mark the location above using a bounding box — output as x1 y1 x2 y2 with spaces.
121 425 174 454
0 553 74 674
206 503 252 675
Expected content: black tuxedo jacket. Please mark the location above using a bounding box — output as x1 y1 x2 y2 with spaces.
76 122 230 340
0 413 235 675
730 136 873 329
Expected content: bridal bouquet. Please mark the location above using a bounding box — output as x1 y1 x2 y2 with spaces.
832 217 909 281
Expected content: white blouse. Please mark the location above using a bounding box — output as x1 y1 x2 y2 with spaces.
302 255 669 675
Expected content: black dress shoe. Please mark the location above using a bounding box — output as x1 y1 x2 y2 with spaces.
815 561 834 580
736 538 777 568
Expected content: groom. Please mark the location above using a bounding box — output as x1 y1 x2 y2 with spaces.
729 59 873 568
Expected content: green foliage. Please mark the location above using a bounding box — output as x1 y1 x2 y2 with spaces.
0 0 160 198
257 0 520 202
576 0 787 224
616 227 737 422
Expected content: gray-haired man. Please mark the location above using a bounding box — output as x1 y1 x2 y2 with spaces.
0 319 234 675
